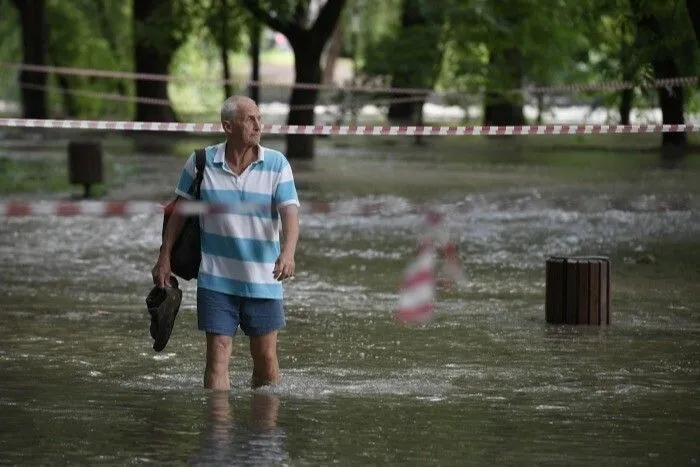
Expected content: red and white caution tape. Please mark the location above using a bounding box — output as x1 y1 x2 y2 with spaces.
0 118 223 133
0 200 161 217
395 240 437 324
0 200 284 217
394 210 467 325
0 199 429 218
422 210 468 289
0 198 465 324
0 198 467 325
1 118 697 135
436 242 468 290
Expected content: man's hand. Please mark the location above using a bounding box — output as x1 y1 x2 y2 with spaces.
151 255 172 288
273 252 295 281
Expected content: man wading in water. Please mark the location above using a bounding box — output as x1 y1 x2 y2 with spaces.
152 95 300 390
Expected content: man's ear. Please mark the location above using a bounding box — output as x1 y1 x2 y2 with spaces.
221 120 233 133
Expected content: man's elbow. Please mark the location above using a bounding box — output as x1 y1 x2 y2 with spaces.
279 204 300 219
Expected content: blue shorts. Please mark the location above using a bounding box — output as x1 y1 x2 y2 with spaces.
196 287 285 337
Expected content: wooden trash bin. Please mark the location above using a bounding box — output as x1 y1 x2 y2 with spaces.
545 256 610 325
68 141 103 198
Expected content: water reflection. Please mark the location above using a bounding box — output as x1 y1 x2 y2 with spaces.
190 392 288 466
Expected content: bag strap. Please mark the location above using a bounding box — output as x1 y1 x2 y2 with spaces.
192 148 206 199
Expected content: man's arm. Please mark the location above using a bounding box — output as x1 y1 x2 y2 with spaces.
274 205 299 281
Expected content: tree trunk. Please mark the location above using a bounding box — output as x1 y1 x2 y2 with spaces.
218 0 233 98
388 96 424 125
241 0 346 159
484 47 525 126
387 0 418 123
483 1 526 127
249 19 261 103
221 45 233 99
630 0 686 165
687 0 700 45
619 88 633 125
287 40 321 160
483 94 525 125
11 0 48 118
618 40 637 125
132 1 180 122
387 0 443 125
133 51 178 122
654 56 686 167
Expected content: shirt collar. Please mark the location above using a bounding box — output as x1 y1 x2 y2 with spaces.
213 142 264 165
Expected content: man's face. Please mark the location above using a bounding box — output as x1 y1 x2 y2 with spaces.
225 102 261 146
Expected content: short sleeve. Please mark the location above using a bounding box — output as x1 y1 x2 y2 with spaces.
273 160 300 209
174 152 197 199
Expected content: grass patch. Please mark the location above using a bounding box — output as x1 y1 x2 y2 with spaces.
0 155 137 197
0 157 73 195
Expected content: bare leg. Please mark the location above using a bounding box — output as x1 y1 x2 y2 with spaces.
204 333 233 390
206 391 233 444
250 393 279 430
249 331 279 388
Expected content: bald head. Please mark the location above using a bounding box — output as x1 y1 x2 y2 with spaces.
221 95 257 122
221 95 262 146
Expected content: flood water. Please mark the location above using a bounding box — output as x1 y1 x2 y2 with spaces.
1 134 699 465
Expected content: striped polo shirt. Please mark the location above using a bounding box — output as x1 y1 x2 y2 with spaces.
174 142 300 299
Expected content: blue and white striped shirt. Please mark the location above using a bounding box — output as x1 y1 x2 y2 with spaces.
175 142 300 299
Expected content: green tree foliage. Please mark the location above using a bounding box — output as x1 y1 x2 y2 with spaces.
46 0 132 118
359 0 447 124
202 0 249 97
628 0 698 75
356 0 614 124
2 0 698 159
0 1 21 108
9 0 48 118
242 0 346 159
349 0 401 67
167 0 250 118
438 0 613 123
688 0 700 44
628 0 698 163
133 0 202 121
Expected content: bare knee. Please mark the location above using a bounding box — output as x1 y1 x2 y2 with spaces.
250 333 277 362
253 346 277 364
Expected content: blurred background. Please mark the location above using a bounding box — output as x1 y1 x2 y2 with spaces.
1 1 699 465
1 0 699 161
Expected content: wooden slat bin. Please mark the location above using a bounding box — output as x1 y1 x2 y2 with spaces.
545 256 610 325
68 141 103 198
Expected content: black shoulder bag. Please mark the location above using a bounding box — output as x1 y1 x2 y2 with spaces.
162 148 206 280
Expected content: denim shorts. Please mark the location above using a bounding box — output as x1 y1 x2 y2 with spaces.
196 287 285 337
